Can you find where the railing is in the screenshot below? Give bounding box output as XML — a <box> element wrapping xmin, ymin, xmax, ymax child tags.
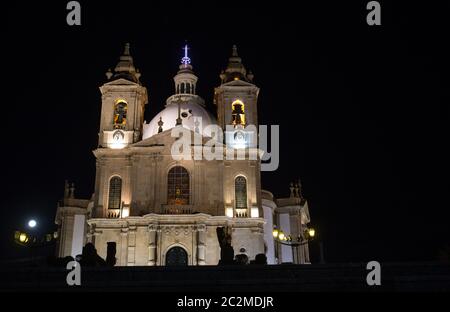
<box><xmin>107</xmin><ymin>209</ymin><xmax>121</xmax><ymax>218</ymax></box>
<box><xmin>161</xmin><ymin>205</ymin><xmax>194</xmax><ymax>215</ymax></box>
<box><xmin>235</xmin><ymin>208</ymin><xmax>248</xmax><ymax>218</ymax></box>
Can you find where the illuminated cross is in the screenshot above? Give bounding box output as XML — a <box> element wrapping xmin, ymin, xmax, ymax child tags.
<box><xmin>181</xmin><ymin>44</ymin><xmax>191</xmax><ymax>65</ymax></box>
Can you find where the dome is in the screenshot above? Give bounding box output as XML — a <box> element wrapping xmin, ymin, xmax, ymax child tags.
<box><xmin>142</xmin><ymin>100</ymin><xmax>217</xmax><ymax>139</ymax></box>
<box><xmin>142</xmin><ymin>45</ymin><xmax>217</xmax><ymax>139</ymax></box>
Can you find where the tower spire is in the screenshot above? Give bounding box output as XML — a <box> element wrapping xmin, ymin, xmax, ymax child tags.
<box><xmin>124</xmin><ymin>42</ymin><xmax>130</xmax><ymax>56</ymax></box>
<box><xmin>107</xmin><ymin>42</ymin><xmax>141</xmax><ymax>83</ymax></box>
<box><xmin>220</xmin><ymin>45</ymin><xmax>252</xmax><ymax>83</ymax></box>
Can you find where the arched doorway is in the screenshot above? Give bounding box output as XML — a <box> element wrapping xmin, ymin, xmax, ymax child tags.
<box><xmin>165</xmin><ymin>246</ymin><xmax>188</xmax><ymax>266</ymax></box>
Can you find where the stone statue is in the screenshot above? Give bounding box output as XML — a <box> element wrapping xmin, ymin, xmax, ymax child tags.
<box><xmin>217</xmin><ymin>227</ymin><xmax>234</xmax><ymax>265</ymax></box>
<box><xmin>114</xmin><ymin>102</ymin><xmax>127</xmax><ymax>126</ymax></box>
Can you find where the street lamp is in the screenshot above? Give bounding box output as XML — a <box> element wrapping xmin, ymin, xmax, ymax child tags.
<box><xmin>28</xmin><ymin>219</ymin><xmax>37</xmax><ymax>229</ymax></box>
<box><xmin>272</xmin><ymin>228</ymin><xmax>279</xmax><ymax>238</ymax></box>
<box><xmin>14</xmin><ymin>231</ymin><xmax>30</xmax><ymax>245</ymax></box>
<box><xmin>272</xmin><ymin>226</ymin><xmax>316</xmax><ymax>246</ymax></box>
<box><xmin>19</xmin><ymin>232</ymin><xmax>29</xmax><ymax>243</ymax></box>
<box><xmin>307</xmin><ymin>228</ymin><xmax>315</xmax><ymax>239</ymax></box>
<box><xmin>272</xmin><ymin>226</ymin><xmax>316</xmax><ymax>264</ymax></box>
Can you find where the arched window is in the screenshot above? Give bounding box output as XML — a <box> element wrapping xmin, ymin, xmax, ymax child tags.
<box><xmin>176</xmin><ymin>84</ymin><xmax>180</xmax><ymax>94</ymax></box>
<box><xmin>167</xmin><ymin>166</ymin><xmax>190</xmax><ymax>205</ymax></box>
<box><xmin>235</xmin><ymin>176</ymin><xmax>247</xmax><ymax>209</ymax></box>
<box><xmin>108</xmin><ymin>176</ymin><xmax>122</xmax><ymax>209</ymax></box>
<box><xmin>186</xmin><ymin>83</ymin><xmax>191</xmax><ymax>94</ymax></box>
<box><xmin>231</xmin><ymin>100</ymin><xmax>246</xmax><ymax>126</ymax></box>
<box><xmin>114</xmin><ymin>100</ymin><xmax>127</xmax><ymax>129</ymax></box>
<box><xmin>180</xmin><ymin>83</ymin><xmax>185</xmax><ymax>94</ymax></box>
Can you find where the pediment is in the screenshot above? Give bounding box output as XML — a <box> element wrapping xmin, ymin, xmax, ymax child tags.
<box><xmin>102</xmin><ymin>78</ymin><xmax>139</xmax><ymax>87</ymax></box>
<box><xmin>221</xmin><ymin>79</ymin><xmax>256</xmax><ymax>87</ymax></box>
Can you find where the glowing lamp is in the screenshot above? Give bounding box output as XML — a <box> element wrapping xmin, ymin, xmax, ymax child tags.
<box><xmin>19</xmin><ymin>233</ymin><xmax>29</xmax><ymax>243</ymax></box>
<box><xmin>121</xmin><ymin>207</ymin><xmax>130</xmax><ymax>218</ymax></box>
<box><xmin>272</xmin><ymin>228</ymin><xmax>279</xmax><ymax>238</ymax></box>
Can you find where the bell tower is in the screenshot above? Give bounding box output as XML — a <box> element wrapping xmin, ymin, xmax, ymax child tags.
<box><xmin>98</xmin><ymin>43</ymin><xmax>148</xmax><ymax>149</ymax></box>
<box><xmin>214</xmin><ymin>45</ymin><xmax>259</xmax><ymax>146</ymax></box>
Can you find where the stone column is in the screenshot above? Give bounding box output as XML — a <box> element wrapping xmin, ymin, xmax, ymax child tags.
<box><xmin>148</xmin><ymin>224</ymin><xmax>157</xmax><ymax>266</ymax></box>
<box><xmin>120</xmin><ymin>228</ymin><xmax>128</xmax><ymax>266</ymax></box>
<box><xmin>86</xmin><ymin>226</ymin><xmax>94</xmax><ymax>244</ymax></box>
<box><xmin>92</xmin><ymin>230</ymin><xmax>102</xmax><ymax>253</ymax></box>
<box><xmin>127</xmin><ymin>226</ymin><xmax>136</xmax><ymax>266</ymax></box>
<box><xmin>302</xmin><ymin>243</ymin><xmax>310</xmax><ymax>264</ymax></box>
<box><xmin>196</xmin><ymin>224</ymin><xmax>206</xmax><ymax>265</ymax></box>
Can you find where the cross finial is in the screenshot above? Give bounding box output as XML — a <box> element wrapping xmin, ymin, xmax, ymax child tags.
<box><xmin>64</xmin><ymin>180</ymin><xmax>70</xmax><ymax>198</ymax></box>
<box><xmin>232</xmin><ymin>45</ymin><xmax>238</xmax><ymax>57</ymax></box>
<box><xmin>181</xmin><ymin>44</ymin><xmax>191</xmax><ymax>65</ymax></box>
<box><xmin>69</xmin><ymin>182</ymin><xmax>75</xmax><ymax>199</ymax></box>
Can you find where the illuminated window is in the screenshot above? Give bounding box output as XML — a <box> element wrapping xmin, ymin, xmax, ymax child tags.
<box><xmin>114</xmin><ymin>100</ymin><xmax>127</xmax><ymax>129</ymax></box>
<box><xmin>231</xmin><ymin>100</ymin><xmax>245</xmax><ymax>126</ymax></box>
<box><xmin>108</xmin><ymin>176</ymin><xmax>122</xmax><ymax>209</ymax></box>
<box><xmin>235</xmin><ymin>176</ymin><xmax>247</xmax><ymax>209</ymax></box>
<box><xmin>168</xmin><ymin>166</ymin><xmax>190</xmax><ymax>205</ymax></box>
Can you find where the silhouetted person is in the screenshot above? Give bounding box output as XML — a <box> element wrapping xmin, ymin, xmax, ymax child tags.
<box><xmin>253</xmin><ymin>253</ymin><xmax>267</xmax><ymax>265</ymax></box>
<box><xmin>80</xmin><ymin>243</ymin><xmax>106</xmax><ymax>267</ymax></box>
<box><xmin>219</xmin><ymin>243</ymin><xmax>235</xmax><ymax>265</ymax></box>
<box><xmin>106</xmin><ymin>242</ymin><xmax>117</xmax><ymax>266</ymax></box>
<box><xmin>235</xmin><ymin>254</ymin><xmax>249</xmax><ymax>265</ymax></box>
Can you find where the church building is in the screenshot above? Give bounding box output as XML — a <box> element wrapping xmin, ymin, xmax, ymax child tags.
<box><xmin>55</xmin><ymin>44</ymin><xmax>312</xmax><ymax>266</ymax></box>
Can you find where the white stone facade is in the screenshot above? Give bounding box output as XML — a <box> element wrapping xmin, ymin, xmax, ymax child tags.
<box><xmin>55</xmin><ymin>44</ymin><xmax>312</xmax><ymax>266</ymax></box>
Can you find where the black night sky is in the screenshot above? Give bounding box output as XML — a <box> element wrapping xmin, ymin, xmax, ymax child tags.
<box><xmin>3</xmin><ymin>1</ymin><xmax>449</xmax><ymax>263</ymax></box>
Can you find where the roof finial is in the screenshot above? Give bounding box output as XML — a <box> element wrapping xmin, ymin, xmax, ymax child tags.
<box><xmin>294</xmin><ymin>183</ymin><xmax>299</xmax><ymax>198</ymax></box>
<box><xmin>297</xmin><ymin>178</ymin><xmax>303</xmax><ymax>198</ymax></box>
<box><xmin>124</xmin><ymin>43</ymin><xmax>130</xmax><ymax>56</ymax></box>
<box><xmin>181</xmin><ymin>44</ymin><xmax>191</xmax><ymax>65</ymax></box>
<box><xmin>175</xmin><ymin>96</ymin><xmax>183</xmax><ymax>126</ymax></box>
<box><xmin>158</xmin><ymin>117</ymin><xmax>164</xmax><ymax>133</ymax></box>
<box><xmin>232</xmin><ymin>45</ymin><xmax>238</xmax><ymax>57</ymax></box>
<box><xmin>69</xmin><ymin>182</ymin><xmax>75</xmax><ymax>199</ymax></box>
<box><xmin>64</xmin><ymin>180</ymin><xmax>70</xmax><ymax>198</ymax></box>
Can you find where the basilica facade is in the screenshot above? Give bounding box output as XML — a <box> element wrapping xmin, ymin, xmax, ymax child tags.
<box><xmin>55</xmin><ymin>44</ymin><xmax>312</xmax><ymax>266</ymax></box>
